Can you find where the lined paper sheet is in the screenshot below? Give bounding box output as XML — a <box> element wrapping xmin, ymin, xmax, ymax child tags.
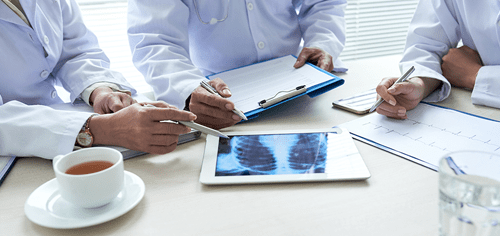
<box><xmin>207</xmin><ymin>55</ymin><xmax>335</xmax><ymax>112</ymax></box>
<box><xmin>340</xmin><ymin>103</ymin><xmax>500</xmax><ymax>169</ymax></box>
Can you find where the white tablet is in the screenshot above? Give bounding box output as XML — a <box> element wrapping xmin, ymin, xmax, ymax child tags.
<box><xmin>199</xmin><ymin>127</ymin><xmax>370</xmax><ymax>185</ymax></box>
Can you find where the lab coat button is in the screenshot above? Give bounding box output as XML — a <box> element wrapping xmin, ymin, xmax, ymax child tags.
<box><xmin>40</xmin><ymin>70</ymin><xmax>49</xmax><ymax>78</ymax></box>
<box><xmin>51</xmin><ymin>90</ymin><xmax>57</xmax><ymax>99</ymax></box>
<box><xmin>247</xmin><ymin>2</ymin><xmax>254</xmax><ymax>10</ymax></box>
<box><xmin>257</xmin><ymin>41</ymin><xmax>265</xmax><ymax>49</ymax></box>
<box><xmin>44</xmin><ymin>35</ymin><xmax>49</xmax><ymax>45</ymax></box>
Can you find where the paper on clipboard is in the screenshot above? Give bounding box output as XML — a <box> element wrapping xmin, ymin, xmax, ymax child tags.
<box><xmin>206</xmin><ymin>55</ymin><xmax>344</xmax><ymax>116</ymax></box>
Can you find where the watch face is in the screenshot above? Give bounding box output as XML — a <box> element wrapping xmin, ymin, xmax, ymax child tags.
<box><xmin>77</xmin><ymin>132</ymin><xmax>93</xmax><ymax>147</ymax></box>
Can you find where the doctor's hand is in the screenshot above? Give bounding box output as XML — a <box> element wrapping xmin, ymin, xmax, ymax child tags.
<box><xmin>89</xmin><ymin>101</ymin><xmax>195</xmax><ymax>154</ymax></box>
<box><xmin>374</xmin><ymin>77</ymin><xmax>441</xmax><ymax>119</ymax></box>
<box><xmin>90</xmin><ymin>86</ymin><xmax>136</xmax><ymax>114</ymax></box>
<box><xmin>188</xmin><ymin>78</ymin><xmax>241</xmax><ymax>130</ymax></box>
<box><xmin>294</xmin><ymin>47</ymin><xmax>334</xmax><ymax>72</ymax></box>
<box><xmin>441</xmin><ymin>45</ymin><xmax>483</xmax><ymax>90</ymax></box>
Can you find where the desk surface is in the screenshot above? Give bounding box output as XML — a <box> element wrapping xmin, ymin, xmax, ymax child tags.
<box><xmin>2</xmin><ymin>55</ymin><xmax>499</xmax><ymax>236</ymax></box>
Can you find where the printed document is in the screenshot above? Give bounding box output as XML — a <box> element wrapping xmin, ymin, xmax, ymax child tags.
<box><xmin>340</xmin><ymin>103</ymin><xmax>500</xmax><ymax>169</ymax></box>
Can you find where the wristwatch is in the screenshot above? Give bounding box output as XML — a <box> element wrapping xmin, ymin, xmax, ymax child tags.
<box><xmin>76</xmin><ymin>114</ymin><xmax>98</xmax><ymax>147</ymax></box>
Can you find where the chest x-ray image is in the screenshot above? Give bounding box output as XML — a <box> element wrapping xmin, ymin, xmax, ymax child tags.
<box><xmin>215</xmin><ymin>132</ymin><xmax>329</xmax><ymax>176</ymax></box>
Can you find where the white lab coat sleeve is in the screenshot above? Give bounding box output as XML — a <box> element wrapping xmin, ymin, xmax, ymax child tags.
<box><xmin>0</xmin><ymin>101</ymin><xmax>91</xmax><ymax>159</ymax></box>
<box><xmin>52</xmin><ymin>0</ymin><xmax>136</xmax><ymax>103</ymax></box>
<box><xmin>399</xmin><ymin>0</ymin><xmax>461</xmax><ymax>103</ymax></box>
<box><xmin>127</xmin><ymin>0</ymin><xmax>203</xmax><ymax>109</ymax></box>
<box><xmin>471</xmin><ymin>66</ymin><xmax>500</xmax><ymax>109</ymax></box>
<box><xmin>298</xmin><ymin>0</ymin><xmax>347</xmax><ymax>69</ymax></box>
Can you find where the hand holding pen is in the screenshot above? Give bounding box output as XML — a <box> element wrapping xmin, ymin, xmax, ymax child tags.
<box><xmin>370</xmin><ymin>66</ymin><xmax>415</xmax><ymax>113</ymax></box>
<box><xmin>200</xmin><ymin>80</ymin><xmax>247</xmax><ymax>121</ymax></box>
<box><xmin>143</xmin><ymin>104</ymin><xmax>228</xmax><ymax>138</ymax></box>
<box><xmin>186</xmin><ymin>78</ymin><xmax>245</xmax><ymax>129</ymax></box>
<box><xmin>371</xmin><ymin>66</ymin><xmax>429</xmax><ymax>119</ymax></box>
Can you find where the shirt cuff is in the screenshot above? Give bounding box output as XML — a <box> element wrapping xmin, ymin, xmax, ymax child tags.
<box><xmin>399</xmin><ymin>63</ymin><xmax>451</xmax><ymax>103</ymax></box>
<box><xmin>80</xmin><ymin>82</ymin><xmax>130</xmax><ymax>106</ymax></box>
<box><xmin>471</xmin><ymin>66</ymin><xmax>500</xmax><ymax>109</ymax></box>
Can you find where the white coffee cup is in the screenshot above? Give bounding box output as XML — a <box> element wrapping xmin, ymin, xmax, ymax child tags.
<box><xmin>52</xmin><ymin>147</ymin><xmax>124</xmax><ymax>208</ymax></box>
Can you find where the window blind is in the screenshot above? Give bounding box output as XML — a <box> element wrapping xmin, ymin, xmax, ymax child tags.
<box><xmin>339</xmin><ymin>0</ymin><xmax>419</xmax><ymax>61</ymax></box>
<box><xmin>77</xmin><ymin>0</ymin><xmax>152</xmax><ymax>93</ymax></box>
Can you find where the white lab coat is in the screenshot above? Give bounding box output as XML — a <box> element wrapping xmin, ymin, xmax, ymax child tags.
<box><xmin>128</xmin><ymin>0</ymin><xmax>347</xmax><ymax>109</ymax></box>
<box><xmin>0</xmin><ymin>0</ymin><xmax>134</xmax><ymax>159</ymax></box>
<box><xmin>400</xmin><ymin>0</ymin><xmax>500</xmax><ymax>109</ymax></box>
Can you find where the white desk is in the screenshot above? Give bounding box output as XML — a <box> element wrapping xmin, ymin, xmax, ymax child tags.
<box><xmin>1</xmin><ymin>55</ymin><xmax>499</xmax><ymax>236</ymax></box>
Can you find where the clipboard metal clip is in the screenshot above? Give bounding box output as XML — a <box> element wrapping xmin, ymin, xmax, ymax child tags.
<box><xmin>258</xmin><ymin>85</ymin><xmax>307</xmax><ymax>108</ymax></box>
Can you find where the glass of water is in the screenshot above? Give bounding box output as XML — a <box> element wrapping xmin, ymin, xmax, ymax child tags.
<box><xmin>439</xmin><ymin>151</ymin><xmax>500</xmax><ymax>236</ymax></box>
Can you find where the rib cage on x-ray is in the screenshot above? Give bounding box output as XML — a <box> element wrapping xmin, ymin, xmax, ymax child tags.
<box><xmin>289</xmin><ymin>133</ymin><xmax>327</xmax><ymax>173</ymax></box>
<box><xmin>215</xmin><ymin>133</ymin><xmax>328</xmax><ymax>176</ymax></box>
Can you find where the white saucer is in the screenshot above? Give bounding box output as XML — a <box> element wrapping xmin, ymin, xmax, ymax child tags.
<box><xmin>24</xmin><ymin>171</ymin><xmax>145</xmax><ymax>229</ymax></box>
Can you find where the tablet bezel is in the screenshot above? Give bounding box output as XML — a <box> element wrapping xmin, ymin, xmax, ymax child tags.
<box><xmin>199</xmin><ymin>127</ymin><xmax>370</xmax><ymax>185</ymax></box>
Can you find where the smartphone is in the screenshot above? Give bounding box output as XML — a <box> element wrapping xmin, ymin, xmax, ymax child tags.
<box><xmin>332</xmin><ymin>88</ymin><xmax>377</xmax><ymax>115</ymax></box>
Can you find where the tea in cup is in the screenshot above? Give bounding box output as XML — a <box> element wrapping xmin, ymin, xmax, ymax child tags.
<box><xmin>52</xmin><ymin>147</ymin><xmax>124</xmax><ymax>208</ymax></box>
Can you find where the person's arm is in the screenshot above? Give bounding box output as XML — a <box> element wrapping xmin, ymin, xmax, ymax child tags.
<box><xmin>0</xmin><ymin>100</ymin><xmax>195</xmax><ymax>159</ymax></box>
<box><xmin>441</xmin><ymin>45</ymin><xmax>500</xmax><ymax>109</ymax></box>
<box><xmin>375</xmin><ymin>0</ymin><xmax>461</xmax><ymax>119</ymax></box>
<box><xmin>398</xmin><ymin>0</ymin><xmax>461</xmax><ymax>102</ymax></box>
<box><xmin>52</xmin><ymin>0</ymin><xmax>136</xmax><ymax>103</ymax></box>
<box><xmin>127</xmin><ymin>0</ymin><xmax>201</xmax><ymax>110</ymax></box>
<box><xmin>294</xmin><ymin>0</ymin><xmax>346</xmax><ymax>71</ymax></box>
<box><xmin>0</xmin><ymin>101</ymin><xmax>90</xmax><ymax>159</ymax></box>
<box><xmin>127</xmin><ymin>0</ymin><xmax>240</xmax><ymax>129</ymax></box>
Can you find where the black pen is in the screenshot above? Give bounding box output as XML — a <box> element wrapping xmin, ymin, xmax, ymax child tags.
<box><xmin>200</xmin><ymin>80</ymin><xmax>248</xmax><ymax>120</ymax></box>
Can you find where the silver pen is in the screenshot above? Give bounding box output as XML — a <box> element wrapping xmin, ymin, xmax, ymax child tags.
<box><xmin>200</xmin><ymin>80</ymin><xmax>248</xmax><ymax>120</ymax></box>
<box><xmin>369</xmin><ymin>66</ymin><xmax>415</xmax><ymax>113</ymax></box>
<box><xmin>144</xmin><ymin>104</ymin><xmax>229</xmax><ymax>139</ymax></box>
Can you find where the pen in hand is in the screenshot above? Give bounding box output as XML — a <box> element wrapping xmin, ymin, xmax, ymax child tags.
<box><xmin>200</xmin><ymin>80</ymin><xmax>248</xmax><ymax>121</ymax></box>
<box><xmin>143</xmin><ymin>104</ymin><xmax>229</xmax><ymax>139</ymax></box>
<box><xmin>369</xmin><ymin>66</ymin><xmax>415</xmax><ymax>113</ymax></box>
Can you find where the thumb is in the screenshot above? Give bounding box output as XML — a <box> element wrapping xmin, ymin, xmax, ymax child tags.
<box><xmin>211</xmin><ymin>78</ymin><xmax>232</xmax><ymax>97</ymax></box>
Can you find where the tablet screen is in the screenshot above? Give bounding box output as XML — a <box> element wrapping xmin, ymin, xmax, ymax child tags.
<box><xmin>216</xmin><ymin>132</ymin><xmax>333</xmax><ymax>176</ymax></box>
<box><xmin>200</xmin><ymin>128</ymin><xmax>370</xmax><ymax>184</ymax></box>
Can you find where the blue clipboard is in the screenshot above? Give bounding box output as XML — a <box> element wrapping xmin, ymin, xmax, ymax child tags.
<box><xmin>206</xmin><ymin>55</ymin><xmax>345</xmax><ymax>120</ymax></box>
<box><xmin>0</xmin><ymin>155</ymin><xmax>17</xmax><ymax>187</ymax></box>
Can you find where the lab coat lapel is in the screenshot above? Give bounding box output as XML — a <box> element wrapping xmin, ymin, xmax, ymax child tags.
<box><xmin>19</xmin><ymin>0</ymin><xmax>36</xmax><ymax>27</ymax></box>
<box><xmin>0</xmin><ymin>1</ymin><xmax>29</xmax><ymax>27</ymax></box>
